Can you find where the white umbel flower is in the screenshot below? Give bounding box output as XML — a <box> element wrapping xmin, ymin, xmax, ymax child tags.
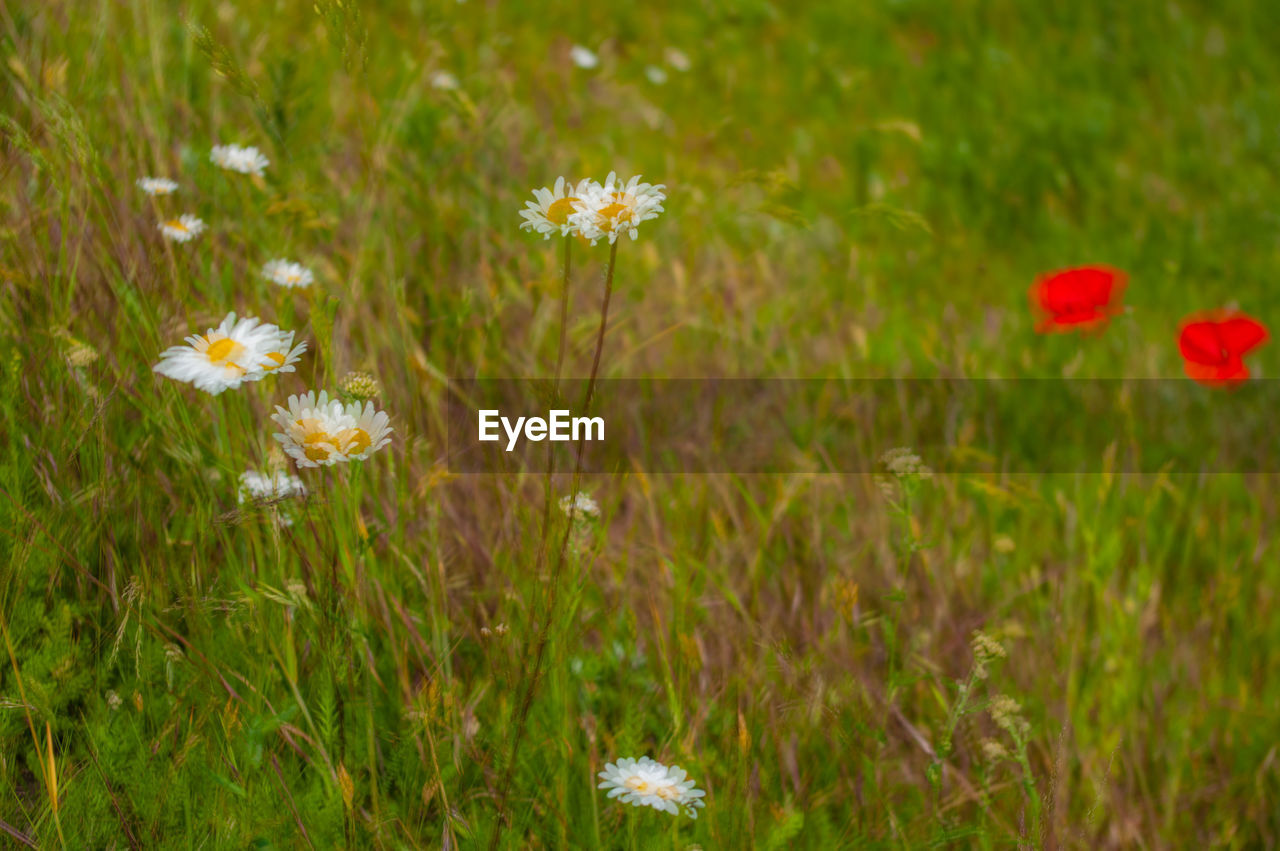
<box><xmin>153</xmin><ymin>312</ymin><xmax>306</xmax><ymax>395</ymax></box>
<box><xmin>519</xmin><ymin>176</ymin><xmax>594</xmax><ymax>239</ymax></box>
<box><xmin>262</xmin><ymin>259</ymin><xmax>314</xmax><ymax>289</ymax></box>
<box><xmin>569</xmin><ymin>172</ymin><xmax>666</xmax><ymax>245</ymax></box>
<box><xmin>570</xmin><ymin>45</ymin><xmax>598</xmax><ymax>69</ymax></box>
<box><xmin>559</xmin><ymin>492</ymin><xmax>600</xmax><ymax>518</ymax></box>
<box><xmin>239</xmin><ymin>470</ymin><xmax>307</xmax><ymax>503</ymax></box>
<box><xmin>211</xmin><ymin>144</ymin><xmax>269</xmax><ymax>177</ymax></box>
<box><xmin>159</xmin><ymin>214</ymin><xmax>206</xmax><ymax>243</ymax></box>
<box><xmin>598</xmin><ymin>756</ymin><xmax>706</xmax><ymax>818</ymax></box>
<box><xmin>137</xmin><ymin>177</ymin><xmax>178</xmax><ymax>196</ymax></box>
<box><xmin>271</xmin><ymin>392</ymin><xmax>393</xmax><ymax>468</ymax></box>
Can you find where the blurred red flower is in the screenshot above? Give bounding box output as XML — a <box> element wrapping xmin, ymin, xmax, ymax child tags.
<box><xmin>1178</xmin><ymin>312</ymin><xmax>1269</xmax><ymax>386</ymax></box>
<box><xmin>1029</xmin><ymin>266</ymin><xmax>1127</xmax><ymax>334</ymax></box>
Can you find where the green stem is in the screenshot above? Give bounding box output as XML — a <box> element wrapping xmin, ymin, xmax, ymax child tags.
<box><xmin>490</xmin><ymin>239</ymin><xmax>617</xmax><ymax>850</ymax></box>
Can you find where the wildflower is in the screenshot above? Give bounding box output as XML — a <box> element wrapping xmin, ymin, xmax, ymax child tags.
<box><xmin>262</xmin><ymin>258</ymin><xmax>314</xmax><ymax>289</ymax></box>
<box><xmin>519</xmin><ymin>176</ymin><xmax>594</xmax><ymax>239</ymax></box>
<box><xmin>569</xmin><ymin>172</ymin><xmax>666</xmax><ymax>245</ymax></box>
<box><xmin>970</xmin><ymin>631</ymin><xmax>1006</xmax><ymax>680</ymax></box>
<box><xmin>989</xmin><ymin>695</ymin><xmax>1030</xmax><ymax>738</ymax></box>
<box><xmin>664</xmin><ymin>47</ymin><xmax>691</xmax><ymax>72</ymax></box>
<box><xmin>65</xmin><ymin>341</ymin><xmax>99</xmax><ymax>368</ymax></box>
<box><xmin>559</xmin><ymin>491</ymin><xmax>600</xmax><ymax>518</ymax></box>
<box><xmin>158</xmin><ymin>214</ymin><xmax>206</xmax><ymax>243</ymax></box>
<box><xmin>570</xmin><ymin>45</ymin><xmax>599</xmax><ymax>69</ymax></box>
<box><xmin>598</xmin><ymin>756</ymin><xmax>706</xmax><ymax>818</ymax></box>
<box><xmin>137</xmin><ymin>176</ymin><xmax>178</xmax><ymax>196</ymax></box>
<box><xmin>211</xmin><ymin>143</ymin><xmax>269</xmax><ymax>177</ymax></box>
<box><xmin>880</xmin><ymin>447</ymin><xmax>933</xmax><ymax>480</ymax></box>
<box><xmin>339</xmin><ymin>370</ymin><xmax>381</xmax><ymax>402</ymax></box>
<box><xmin>153</xmin><ymin>312</ymin><xmax>307</xmax><ymax>395</ymax></box>
<box><xmin>271</xmin><ymin>391</ymin><xmax>392</xmax><ymax>468</ymax></box>
<box><xmin>1029</xmin><ymin>266</ymin><xmax>1127</xmax><ymax>334</ymax></box>
<box><xmin>980</xmin><ymin>739</ymin><xmax>1008</xmax><ymax>762</ymax></box>
<box><xmin>238</xmin><ymin>470</ymin><xmax>307</xmax><ymax>504</ymax></box>
<box><xmin>644</xmin><ymin>65</ymin><xmax>668</xmax><ymax>85</ymax></box>
<box><xmin>430</xmin><ymin>70</ymin><xmax>459</xmax><ymax>90</ymax></box>
<box><xmin>1178</xmin><ymin>311</ymin><xmax>1268</xmax><ymax>386</ymax></box>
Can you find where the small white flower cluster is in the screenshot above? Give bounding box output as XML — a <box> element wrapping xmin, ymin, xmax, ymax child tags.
<box><xmin>152</xmin><ymin>312</ymin><xmax>306</xmax><ymax>395</ymax></box>
<box><xmin>519</xmin><ymin>172</ymin><xmax>665</xmax><ymax>245</ymax></box>
<box><xmin>238</xmin><ymin>470</ymin><xmax>308</xmax><ymax>504</ymax></box>
<box><xmin>598</xmin><ymin>756</ymin><xmax>706</xmax><ymax>819</ymax></box>
<box><xmin>270</xmin><ymin>390</ymin><xmax>393</xmax><ymax>469</ymax></box>
<box><xmin>211</xmin><ymin>143</ymin><xmax>270</xmax><ymax>177</ymax></box>
<box><xmin>558</xmin><ymin>491</ymin><xmax>600</xmax><ymax>518</ymax></box>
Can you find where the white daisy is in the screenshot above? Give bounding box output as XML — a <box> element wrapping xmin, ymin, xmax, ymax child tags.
<box><xmin>153</xmin><ymin>312</ymin><xmax>305</xmax><ymax>395</ymax></box>
<box><xmin>337</xmin><ymin>399</ymin><xmax>393</xmax><ymax>460</ymax></box>
<box><xmin>598</xmin><ymin>756</ymin><xmax>706</xmax><ymax>819</ymax></box>
<box><xmin>559</xmin><ymin>492</ymin><xmax>600</xmax><ymax>518</ymax></box>
<box><xmin>271</xmin><ymin>390</ymin><xmax>355</xmax><ymax>468</ymax></box>
<box><xmin>238</xmin><ymin>470</ymin><xmax>307</xmax><ymax>503</ymax></box>
<box><xmin>518</xmin><ymin>176</ymin><xmax>595</xmax><ymax>239</ymax></box>
<box><xmin>137</xmin><ymin>176</ymin><xmax>178</xmax><ymax>196</ymax></box>
<box><xmin>158</xmin><ymin>214</ymin><xmax>206</xmax><ymax>243</ymax></box>
<box><xmin>570</xmin><ymin>45</ymin><xmax>599</xmax><ymax>69</ymax></box>
<box><xmin>430</xmin><ymin>70</ymin><xmax>459</xmax><ymax>90</ymax></box>
<box><xmin>262</xmin><ymin>259</ymin><xmax>314</xmax><ymax>289</ymax></box>
<box><xmin>569</xmin><ymin>172</ymin><xmax>666</xmax><ymax>245</ymax></box>
<box><xmin>644</xmin><ymin>65</ymin><xmax>668</xmax><ymax>85</ymax></box>
<box><xmin>211</xmin><ymin>144</ymin><xmax>269</xmax><ymax>177</ymax></box>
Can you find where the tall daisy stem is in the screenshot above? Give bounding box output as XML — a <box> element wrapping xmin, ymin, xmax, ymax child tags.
<box><xmin>490</xmin><ymin>240</ymin><xmax>617</xmax><ymax>849</ymax></box>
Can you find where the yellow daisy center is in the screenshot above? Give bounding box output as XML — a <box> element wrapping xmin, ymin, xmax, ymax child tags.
<box><xmin>296</xmin><ymin>421</ymin><xmax>339</xmax><ymax>462</ymax></box>
<box><xmin>263</xmin><ymin>352</ymin><xmax>287</xmax><ymax>371</ymax></box>
<box><xmin>597</xmin><ymin>194</ymin><xmax>635</xmax><ymax>228</ymax></box>
<box><xmin>340</xmin><ymin>427</ymin><xmax>372</xmax><ymax>456</ymax></box>
<box><xmin>166</xmin><ymin>219</ymin><xmax>188</xmax><ymax>232</ymax></box>
<box><xmin>205</xmin><ymin>337</ymin><xmax>246</xmax><ymax>366</ymax></box>
<box><xmin>624</xmin><ymin>777</ymin><xmax>649</xmax><ymax>793</ymax></box>
<box><xmin>546</xmin><ymin>196</ymin><xmax>578</xmax><ymax>226</ymax></box>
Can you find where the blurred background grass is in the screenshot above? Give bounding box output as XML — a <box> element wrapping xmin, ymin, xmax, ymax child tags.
<box><xmin>2</xmin><ymin>0</ymin><xmax>1279</xmax><ymax>847</ymax></box>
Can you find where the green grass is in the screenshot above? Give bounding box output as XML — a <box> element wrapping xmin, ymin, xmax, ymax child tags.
<box><xmin>3</xmin><ymin>0</ymin><xmax>1280</xmax><ymax>847</ymax></box>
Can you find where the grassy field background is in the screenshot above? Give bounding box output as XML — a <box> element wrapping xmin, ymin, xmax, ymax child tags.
<box><xmin>3</xmin><ymin>0</ymin><xmax>1280</xmax><ymax>847</ymax></box>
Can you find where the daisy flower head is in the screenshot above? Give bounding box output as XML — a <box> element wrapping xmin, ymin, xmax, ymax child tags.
<box><xmin>570</xmin><ymin>44</ymin><xmax>599</xmax><ymax>69</ymax></box>
<box><xmin>569</xmin><ymin>172</ymin><xmax>666</xmax><ymax>245</ymax></box>
<box><xmin>153</xmin><ymin>312</ymin><xmax>304</xmax><ymax>395</ymax></box>
<box><xmin>598</xmin><ymin>756</ymin><xmax>706</xmax><ymax>819</ymax></box>
<box><xmin>159</xmin><ymin>214</ymin><xmax>206</xmax><ymax>243</ymax></box>
<box><xmin>644</xmin><ymin>65</ymin><xmax>668</xmax><ymax>85</ymax></box>
<box><xmin>211</xmin><ymin>144</ymin><xmax>269</xmax><ymax>177</ymax></box>
<box><xmin>137</xmin><ymin>176</ymin><xmax>178</xmax><ymax>196</ymax></box>
<box><xmin>271</xmin><ymin>390</ymin><xmax>354</xmax><ymax>468</ymax></box>
<box><xmin>262</xmin><ymin>259</ymin><xmax>314</xmax><ymax>289</ymax></box>
<box><xmin>519</xmin><ymin>176</ymin><xmax>595</xmax><ymax>239</ymax></box>
<box><xmin>271</xmin><ymin>393</ymin><xmax>392</xmax><ymax>468</ymax></box>
<box><xmin>338</xmin><ymin>399</ymin><xmax>394</xmax><ymax>460</ymax></box>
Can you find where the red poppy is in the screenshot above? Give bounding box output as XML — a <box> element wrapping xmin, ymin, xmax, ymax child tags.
<box><xmin>1178</xmin><ymin>311</ymin><xmax>1269</xmax><ymax>386</ymax></box>
<box><xmin>1029</xmin><ymin>266</ymin><xmax>1127</xmax><ymax>333</ymax></box>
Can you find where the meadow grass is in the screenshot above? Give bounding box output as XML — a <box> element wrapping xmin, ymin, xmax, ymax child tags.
<box><xmin>3</xmin><ymin>0</ymin><xmax>1280</xmax><ymax>847</ymax></box>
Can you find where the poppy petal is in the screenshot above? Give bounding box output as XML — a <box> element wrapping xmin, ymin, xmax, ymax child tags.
<box><xmin>1178</xmin><ymin>321</ymin><xmax>1226</xmax><ymax>366</ymax></box>
<box><xmin>1218</xmin><ymin>316</ymin><xmax>1268</xmax><ymax>356</ymax></box>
